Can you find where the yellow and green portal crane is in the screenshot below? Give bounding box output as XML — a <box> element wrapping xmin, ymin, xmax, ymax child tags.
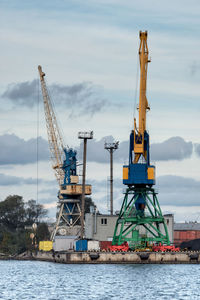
<box><xmin>112</xmin><ymin>31</ymin><xmax>170</xmax><ymax>249</ymax></box>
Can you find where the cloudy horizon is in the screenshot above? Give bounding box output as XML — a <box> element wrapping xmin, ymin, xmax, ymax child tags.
<box><xmin>0</xmin><ymin>0</ymin><xmax>200</xmax><ymax>222</ymax></box>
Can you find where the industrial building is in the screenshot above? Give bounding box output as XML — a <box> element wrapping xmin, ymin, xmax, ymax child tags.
<box><xmin>85</xmin><ymin>213</ymin><xmax>174</xmax><ymax>244</ymax></box>
<box><xmin>174</xmin><ymin>223</ymin><xmax>200</xmax><ymax>246</ymax></box>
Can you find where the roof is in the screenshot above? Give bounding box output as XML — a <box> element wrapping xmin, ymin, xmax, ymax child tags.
<box><xmin>174</xmin><ymin>223</ymin><xmax>200</xmax><ymax>231</ymax></box>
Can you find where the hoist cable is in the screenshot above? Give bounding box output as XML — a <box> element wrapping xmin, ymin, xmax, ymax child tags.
<box><xmin>36</xmin><ymin>78</ymin><xmax>40</xmax><ymax>208</ymax></box>
<box><xmin>133</xmin><ymin>54</ymin><xmax>139</xmax><ymax>124</ymax></box>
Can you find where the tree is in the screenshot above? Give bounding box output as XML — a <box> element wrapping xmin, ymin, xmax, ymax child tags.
<box><xmin>25</xmin><ymin>200</ymin><xmax>47</xmax><ymax>225</ymax></box>
<box><xmin>84</xmin><ymin>197</ymin><xmax>96</xmax><ymax>214</ymax></box>
<box><xmin>0</xmin><ymin>195</ymin><xmax>49</xmax><ymax>255</ymax></box>
<box><xmin>36</xmin><ymin>223</ymin><xmax>50</xmax><ymax>241</ymax></box>
<box><xmin>0</xmin><ymin>195</ymin><xmax>25</xmax><ymax>230</ymax></box>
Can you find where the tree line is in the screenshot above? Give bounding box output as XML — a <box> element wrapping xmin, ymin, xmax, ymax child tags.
<box><xmin>0</xmin><ymin>195</ymin><xmax>96</xmax><ymax>255</ymax></box>
<box><xmin>0</xmin><ymin>195</ymin><xmax>49</xmax><ymax>255</ymax></box>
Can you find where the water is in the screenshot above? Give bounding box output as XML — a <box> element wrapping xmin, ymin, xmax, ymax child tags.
<box><xmin>0</xmin><ymin>260</ymin><xmax>199</xmax><ymax>299</ymax></box>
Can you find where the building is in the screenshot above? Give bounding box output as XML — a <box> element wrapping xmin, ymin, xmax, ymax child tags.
<box><xmin>174</xmin><ymin>222</ymin><xmax>200</xmax><ymax>246</ymax></box>
<box><xmin>85</xmin><ymin>212</ymin><xmax>174</xmax><ymax>244</ymax></box>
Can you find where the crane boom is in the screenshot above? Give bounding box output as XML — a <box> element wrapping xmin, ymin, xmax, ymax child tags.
<box><xmin>138</xmin><ymin>31</ymin><xmax>150</xmax><ymax>134</ymax></box>
<box><xmin>38</xmin><ymin>65</ymin><xmax>92</xmax><ymax>240</ymax></box>
<box><xmin>112</xmin><ymin>31</ymin><xmax>170</xmax><ymax>248</ymax></box>
<box><xmin>133</xmin><ymin>31</ymin><xmax>150</xmax><ymax>164</ymax></box>
<box><xmin>38</xmin><ymin>65</ymin><xmax>65</xmax><ymax>186</ymax></box>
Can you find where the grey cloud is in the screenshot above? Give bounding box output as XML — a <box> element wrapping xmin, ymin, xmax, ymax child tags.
<box><xmin>151</xmin><ymin>137</ymin><xmax>193</xmax><ymax>161</ymax></box>
<box><xmin>194</xmin><ymin>143</ymin><xmax>200</xmax><ymax>157</ymax></box>
<box><xmin>157</xmin><ymin>175</ymin><xmax>200</xmax><ymax>192</ymax></box>
<box><xmin>77</xmin><ymin>135</ymin><xmax>115</xmax><ymax>164</ymax></box>
<box><xmin>90</xmin><ymin>175</ymin><xmax>200</xmax><ymax>209</ymax></box>
<box><xmin>51</xmin><ymin>81</ymin><xmax>107</xmax><ymax>117</ymax></box>
<box><xmin>0</xmin><ymin>134</ymin><xmax>49</xmax><ymax>165</ymax></box>
<box><xmin>77</xmin><ymin>135</ymin><xmax>128</xmax><ymax>164</ymax></box>
<box><xmin>157</xmin><ymin>175</ymin><xmax>200</xmax><ymax>206</ymax></box>
<box><xmin>39</xmin><ymin>187</ymin><xmax>58</xmax><ymax>195</ymax></box>
<box><xmin>33</xmin><ymin>175</ymin><xmax>200</xmax><ymax>215</ymax></box>
<box><xmin>77</xmin><ymin>135</ymin><xmax>193</xmax><ymax>164</ymax></box>
<box><xmin>2</xmin><ymin>80</ymin><xmax>107</xmax><ymax>116</ymax></box>
<box><xmin>190</xmin><ymin>61</ymin><xmax>200</xmax><ymax>76</ymax></box>
<box><xmin>0</xmin><ymin>173</ymin><xmax>43</xmax><ymax>186</ymax></box>
<box><xmin>2</xmin><ymin>80</ymin><xmax>38</xmax><ymax>107</ymax></box>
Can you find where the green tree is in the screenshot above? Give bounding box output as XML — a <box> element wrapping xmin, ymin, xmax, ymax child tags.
<box><xmin>84</xmin><ymin>197</ymin><xmax>96</xmax><ymax>214</ymax></box>
<box><xmin>36</xmin><ymin>223</ymin><xmax>50</xmax><ymax>241</ymax></box>
<box><xmin>25</xmin><ymin>200</ymin><xmax>47</xmax><ymax>225</ymax></box>
<box><xmin>0</xmin><ymin>195</ymin><xmax>49</xmax><ymax>255</ymax></box>
<box><xmin>0</xmin><ymin>195</ymin><xmax>25</xmax><ymax>230</ymax></box>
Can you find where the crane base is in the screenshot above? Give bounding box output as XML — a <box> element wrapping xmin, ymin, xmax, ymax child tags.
<box><xmin>112</xmin><ymin>186</ymin><xmax>170</xmax><ymax>249</ymax></box>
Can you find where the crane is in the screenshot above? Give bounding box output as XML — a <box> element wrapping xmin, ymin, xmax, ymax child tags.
<box><xmin>38</xmin><ymin>66</ymin><xmax>92</xmax><ymax>240</ymax></box>
<box><xmin>112</xmin><ymin>31</ymin><xmax>170</xmax><ymax>249</ymax></box>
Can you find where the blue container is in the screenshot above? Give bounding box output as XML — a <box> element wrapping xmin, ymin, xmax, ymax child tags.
<box><xmin>75</xmin><ymin>239</ymin><xmax>88</xmax><ymax>251</ymax></box>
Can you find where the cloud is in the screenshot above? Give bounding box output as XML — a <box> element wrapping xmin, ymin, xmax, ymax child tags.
<box><xmin>77</xmin><ymin>135</ymin><xmax>193</xmax><ymax>164</ymax></box>
<box><xmin>2</xmin><ymin>80</ymin><xmax>38</xmax><ymax>107</ymax></box>
<box><xmin>78</xmin><ymin>135</ymin><xmax>115</xmax><ymax>164</ymax></box>
<box><xmin>151</xmin><ymin>137</ymin><xmax>193</xmax><ymax>161</ymax></box>
<box><xmin>2</xmin><ymin>79</ymin><xmax>107</xmax><ymax>116</ymax></box>
<box><xmin>190</xmin><ymin>61</ymin><xmax>200</xmax><ymax>76</ymax></box>
<box><xmin>157</xmin><ymin>175</ymin><xmax>200</xmax><ymax>207</ymax></box>
<box><xmin>0</xmin><ymin>134</ymin><xmax>49</xmax><ymax>165</ymax></box>
<box><xmin>194</xmin><ymin>143</ymin><xmax>200</xmax><ymax>157</ymax></box>
<box><xmin>0</xmin><ymin>173</ymin><xmax>43</xmax><ymax>186</ymax></box>
<box><xmin>77</xmin><ymin>135</ymin><xmax>128</xmax><ymax>164</ymax></box>
<box><xmin>0</xmin><ymin>134</ymin><xmax>192</xmax><ymax>167</ymax></box>
<box><xmin>91</xmin><ymin>175</ymin><xmax>200</xmax><ymax>210</ymax></box>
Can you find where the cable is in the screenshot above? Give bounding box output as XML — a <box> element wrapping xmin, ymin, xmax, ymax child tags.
<box><xmin>133</xmin><ymin>54</ymin><xmax>139</xmax><ymax>124</ymax></box>
<box><xmin>36</xmin><ymin>78</ymin><xmax>40</xmax><ymax>208</ymax></box>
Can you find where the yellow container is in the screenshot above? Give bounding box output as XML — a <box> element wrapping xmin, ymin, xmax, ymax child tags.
<box><xmin>39</xmin><ymin>241</ymin><xmax>53</xmax><ymax>251</ymax></box>
<box><xmin>147</xmin><ymin>167</ymin><xmax>155</xmax><ymax>180</ymax></box>
<box><xmin>123</xmin><ymin>167</ymin><xmax>129</xmax><ymax>180</ymax></box>
<box><xmin>39</xmin><ymin>241</ymin><xmax>44</xmax><ymax>250</ymax></box>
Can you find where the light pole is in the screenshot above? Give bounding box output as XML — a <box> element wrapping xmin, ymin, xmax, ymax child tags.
<box><xmin>78</xmin><ymin>131</ymin><xmax>93</xmax><ymax>239</ymax></box>
<box><xmin>104</xmin><ymin>141</ymin><xmax>119</xmax><ymax>215</ymax></box>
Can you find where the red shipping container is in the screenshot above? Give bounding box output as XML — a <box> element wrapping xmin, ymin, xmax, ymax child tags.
<box><xmin>174</xmin><ymin>231</ymin><xmax>180</xmax><ymax>239</ymax></box>
<box><xmin>174</xmin><ymin>230</ymin><xmax>200</xmax><ymax>245</ymax></box>
<box><xmin>187</xmin><ymin>231</ymin><xmax>196</xmax><ymax>240</ymax></box>
<box><xmin>100</xmin><ymin>241</ymin><xmax>112</xmax><ymax>251</ymax></box>
<box><xmin>179</xmin><ymin>231</ymin><xmax>187</xmax><ymax>240</ymax></box>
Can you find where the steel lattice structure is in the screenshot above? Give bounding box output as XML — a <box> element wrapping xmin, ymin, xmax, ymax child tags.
<box><xmin>38</xmin><ymin>66</ymin><xmax>91</xmax><ymax>240</ymax></box>
<box><xmin>112</xmin><ymin>32</ymin><xmax>170</xmax><ymax>249</ymax></box>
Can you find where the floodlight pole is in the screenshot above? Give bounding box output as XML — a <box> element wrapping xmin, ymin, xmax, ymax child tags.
<box><xmin>104</xmin><ymin>141</ymin><xmax>119</xmax><ymax>215</ymax></box>
<box><xmin>78</xmin><ymin>131</ymin><xmax>93</xmax><ymax>239</ymax></box>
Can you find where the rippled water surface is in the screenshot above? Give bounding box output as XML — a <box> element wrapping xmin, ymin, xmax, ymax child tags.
<box><xmin>0</xmin><ymin>260</ymin><xmax>199</xmax><ymax>299</ymax></box>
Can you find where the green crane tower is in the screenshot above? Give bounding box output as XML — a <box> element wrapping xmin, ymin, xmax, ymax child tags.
<box><xmin>112</xmin><ymin>31</ymin><xmax>170</xmax><ymax>249</ymax></box>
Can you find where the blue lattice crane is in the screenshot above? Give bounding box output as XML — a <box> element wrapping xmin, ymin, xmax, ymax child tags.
<box><xmin>38</xmin><ymin>66</ymin><xmax>92</xmax><ymax>240</ymax></box>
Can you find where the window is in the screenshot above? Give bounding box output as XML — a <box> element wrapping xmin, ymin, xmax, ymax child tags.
<box><xmin>101</xmin><ymin>218</ymin><xmax>107</xmax><ymax>225</ymax></box>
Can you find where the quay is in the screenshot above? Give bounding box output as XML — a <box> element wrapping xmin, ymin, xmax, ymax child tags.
<box><xmin>17</xmin><ymin>251</ymin><xmax>200</xmax><ymax>264</ymax></box>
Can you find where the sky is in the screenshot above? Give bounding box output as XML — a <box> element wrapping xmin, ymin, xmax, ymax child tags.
<box><xmin>0</xmin><ymin>0</ymin><xmax>200</xmax><ymax>222</ymax></box>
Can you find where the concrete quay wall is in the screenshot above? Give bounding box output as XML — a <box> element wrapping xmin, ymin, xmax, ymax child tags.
<box><xmin>30</xmin><ymin>251</ymin><xmax>200</xmax><ymax>264</ymax></box>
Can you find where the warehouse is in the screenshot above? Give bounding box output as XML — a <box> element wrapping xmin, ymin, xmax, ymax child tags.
<box><xmin>174</xmin><ymin>223</ymin><xmax>200</xmax><ymax>246</ymax></box>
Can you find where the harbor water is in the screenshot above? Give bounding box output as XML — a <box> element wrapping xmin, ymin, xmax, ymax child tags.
<box><xmin>0</xmin><ymin>260</ymin><xmax>199</xmax><ymax>299</ymax></box>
